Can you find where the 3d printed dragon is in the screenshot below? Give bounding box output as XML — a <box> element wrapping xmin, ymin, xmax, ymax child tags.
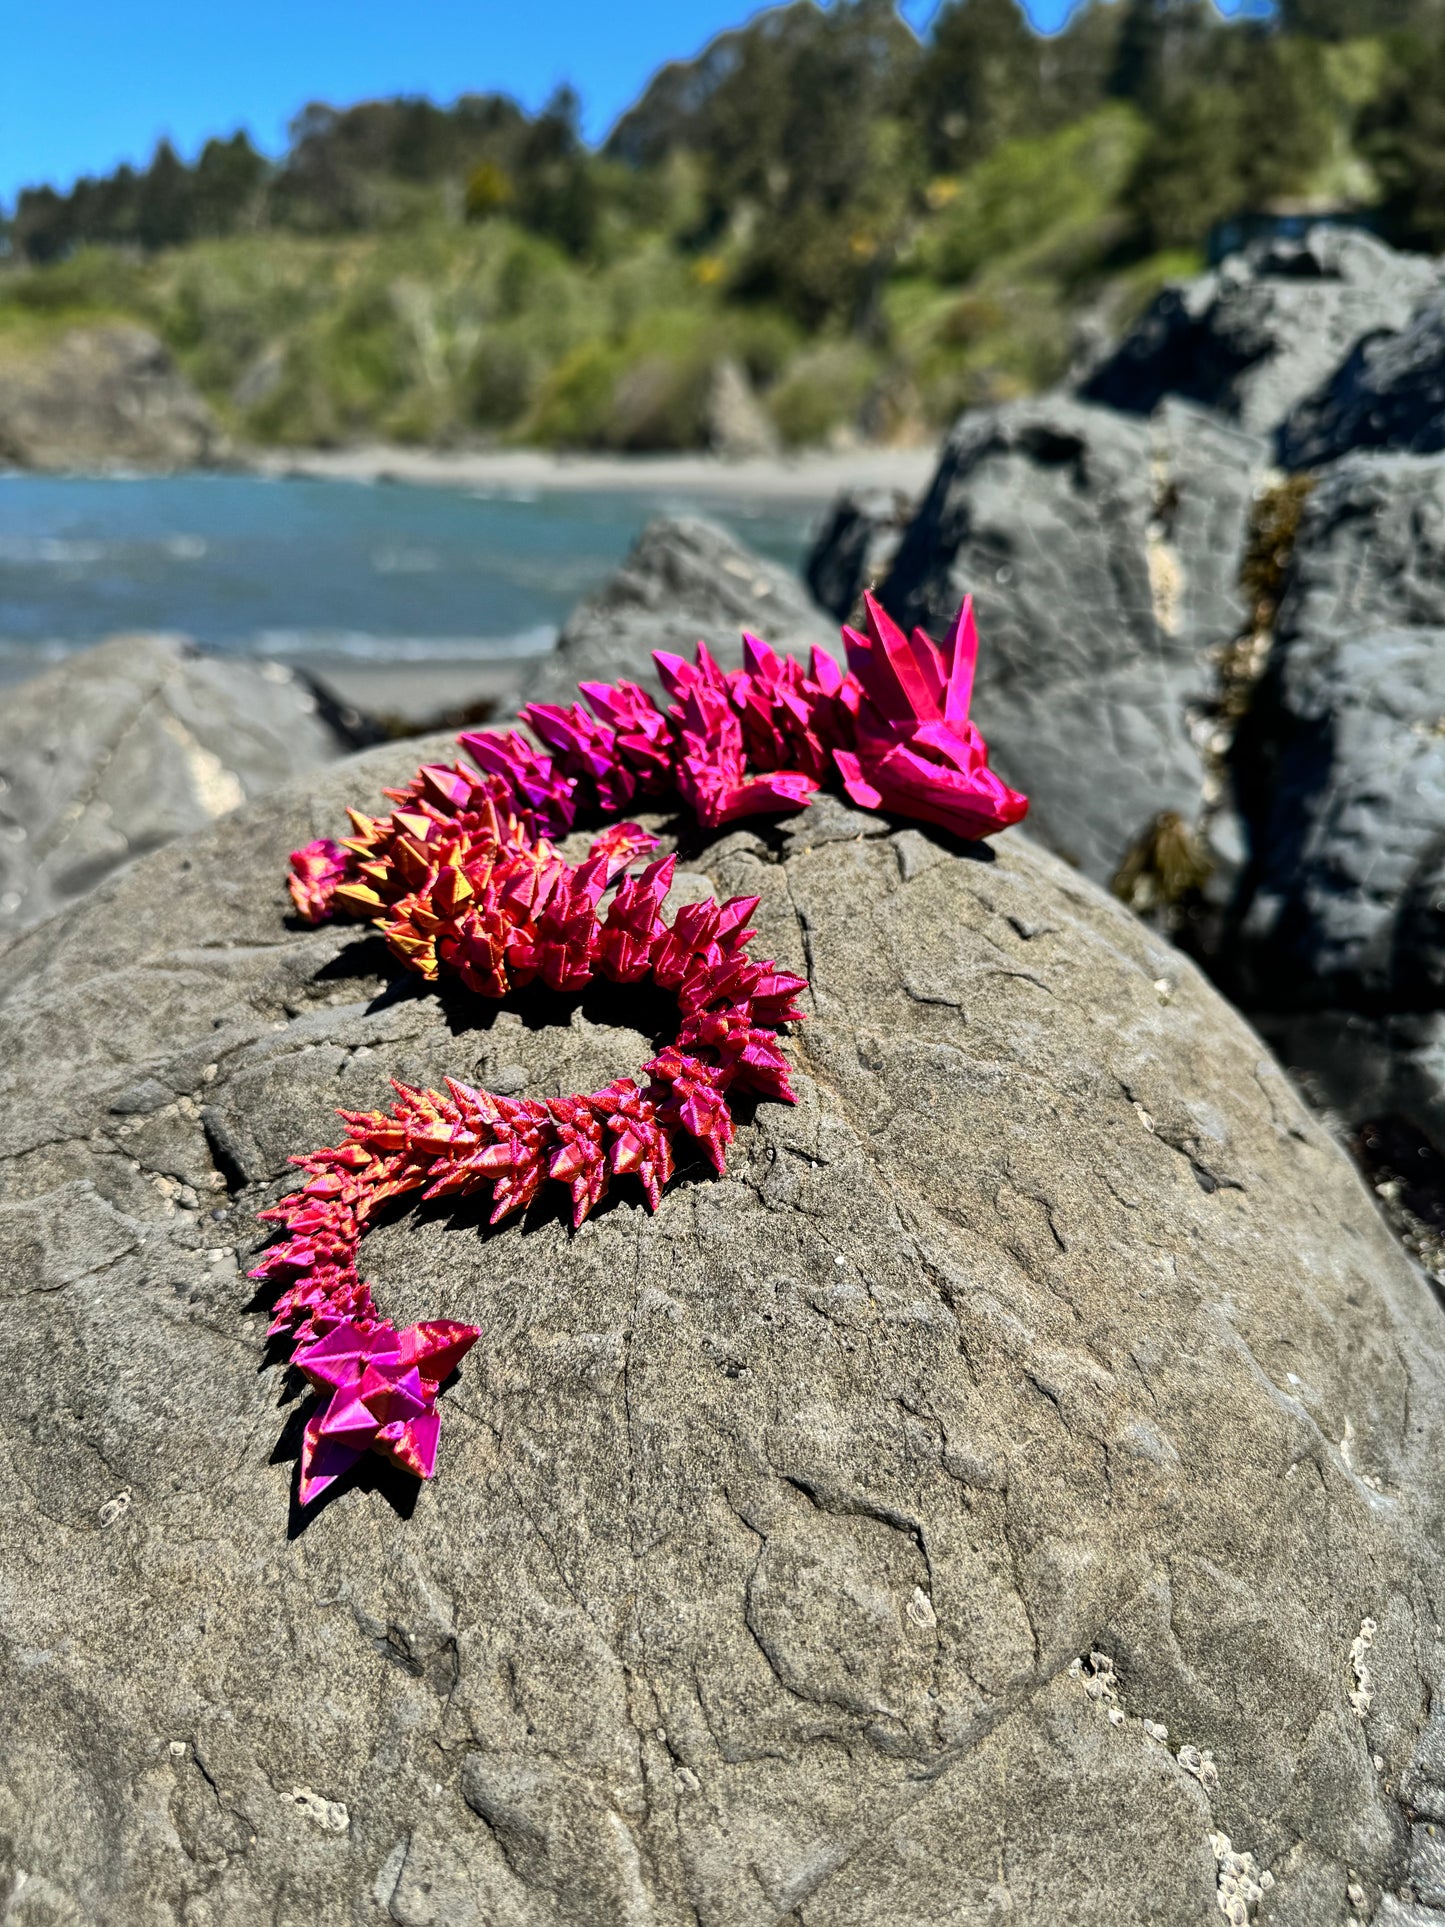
<box><xmin>256</xmin><ymin>592</ymin><xmax>1027</xmax><ymax>1504</ymax></box>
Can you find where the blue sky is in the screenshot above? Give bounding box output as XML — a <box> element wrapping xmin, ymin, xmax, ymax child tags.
<box><xmin>1</xmin><ymin>0</ymin><xmax>1262</xmax><ymax>209</ymax></box>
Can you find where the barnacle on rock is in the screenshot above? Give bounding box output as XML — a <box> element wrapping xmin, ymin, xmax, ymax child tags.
<box><xmin>261</xmin><ymin>597</ymin><xmax>1025</xmax><ymax>1504</ymax></box>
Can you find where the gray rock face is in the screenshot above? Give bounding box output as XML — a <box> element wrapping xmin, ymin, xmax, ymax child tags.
<box><xmin>0</xmin><ymin>634</ymin><xmax>346</xmax><ymax>936</ymax></box>
<box><xmin>1234</xmin><ymin>625</ymin><xmax>1445</xmax><ymax>1009</ymax></box>
<box><xmin>1</xmin><ymin>739</ymin><xmax>1441</xmax><ymax>1924</ymax></box>
<box><xmin>519</xmin><ymin>515</ymin><xmax>827</xmax><ymax>711</ymax></box>
<box><xmin>1283</xmin><ymin>287</ymin><xmax>1445</xmax><ymax>471</ymax></box>
<box><xmin>804</xmin><ymin>486</ymin><xmax>914</xmax><ymax>623</ymax></box>
<box><xmin>0</xmin><ymin>324</ymin><xmax>224</xmax><ymax>471</ymax></box>
<box><xmin>1080</xmin><ymin>227</ymin><xmax>1436</xmax><ymax>440</ymax></box>
<box><xmin>704</xmin><ymin>358</ymin><xmax>781</xmax><ymax>460</ymax></box>
<box><xmin>881</xmin><ymin>396</ymin><xmax>1264</xmax><ymax>884</ymax></box>
<box><xmin>1263</xmin><ymin>453</ymin><xmax>1445</xmax><ymax>647</ymax></box>
<box><xmin>1224</xmin><ymin>454</ymin><xmax>1445</xmax><ymax>1139</ymax></box>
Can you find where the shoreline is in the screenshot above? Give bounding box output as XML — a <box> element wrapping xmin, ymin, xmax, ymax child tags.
<box><xmin>2</xmin><ymin>442</ymin><xmax>941</xmax><ymax>723</ymax></box>
<box><xmin>239</xmin><ymin>441</ymin><xmax>939</xmax><ymax>500</ymax></box>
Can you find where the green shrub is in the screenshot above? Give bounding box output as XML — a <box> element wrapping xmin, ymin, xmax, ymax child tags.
<box><xmin>467</xmin><ymin>332</ymin><xmax>543</xmax><ymax>428</ymax></box>
<box><xmin>767</xmin><ymin>342</ymin><xmax>877</xmax><ymax>446</ymax></box>
<box><xmin>924</xmin><ymin>107</ymin><xmax>1148</xmax><ymax>286</ymax></box>
<box><xmin>604</xmin><ymin>352</ymin><xmax>711</xmax><ymax>449</ymax></box>
<box><xmin>526</xmin><ymin>341</ymin><xmax>621</xmax><ymax>446</ymax></box>
<box><xmin>465</xmin><ymin>161</ymin><xmax>514</xmax><ymax>221</ymax></box>
<box><xmin>0</xmin><ymin>246</ymin><xmax>149</xmax><ymax>319</ymax></box>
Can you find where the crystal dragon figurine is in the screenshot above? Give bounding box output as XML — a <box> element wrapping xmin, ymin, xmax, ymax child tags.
<box><xmin>256</xmin><ymin>594</ymin><xmax>1027</xmax><ymax>1503</ymax></box>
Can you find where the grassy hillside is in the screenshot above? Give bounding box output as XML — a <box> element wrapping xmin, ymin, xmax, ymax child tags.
<box><xmin>0</xmin><ymin>109</ymin><xmax>1188</xmax><ymax>451</ymax></box>
<box><xmin>1</xmin><ymin>0</ymin><xmax>1432</xmax><ymax>453</ymax></box>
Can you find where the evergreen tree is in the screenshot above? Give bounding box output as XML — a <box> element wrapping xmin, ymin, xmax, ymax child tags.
<box><xmin>513</xmin><ymin>87</ymin><xmax>600</xmax><ymax>258</ymax></box>
<box><xmin>192</xmin><ymin>132</ymin><xmax>268</xmax><ymax>236</ymax></box>
<box><xmin>912</xmin><ymin>0</ymin><xmax>1043</xmax><ymax>171</ymax></box>
<box><xmin>12</xmin><ymin>185</ymin><xmax>73</xmax><ymax>263</ymax></box>
<box><xmin>1108</xmin><ymin>0</ymin><xmax>1227</xmax><ymax>110</ymax></box>
<box><xmin>1361</xmin><ymin>24</ymin><xmax>1445</xmax><ymax>248</ymax></box>
<box><xmin>1125</xmin><ymin>23</ymin><xmax>1335</xmax><ymax>251</ymax></box>
<box><xmin>135</xmin><ymin>140</ymin><xmax>195</xmax><ymax>250</ymax></box>
<box><xmin>1036</xmin><ymin>1</ymin><xmax>1124</xmax><ymax>126</ymax></box>
<box><xmin>1279</xmin><ymin>0</ymin><xmax>1440</xmax><ymax>36</ymax></box>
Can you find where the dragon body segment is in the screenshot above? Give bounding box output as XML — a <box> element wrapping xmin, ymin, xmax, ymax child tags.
<box><xmin>257</xmin><ymin>593</ymin><xmax>1026</xmax><ymax>1505</ymax></box>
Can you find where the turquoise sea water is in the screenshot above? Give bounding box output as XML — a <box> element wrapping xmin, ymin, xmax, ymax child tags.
<box><xmin>0</xmin><ymin>472</ymin><xmax>825</xmax><ymax>680</ymax></box>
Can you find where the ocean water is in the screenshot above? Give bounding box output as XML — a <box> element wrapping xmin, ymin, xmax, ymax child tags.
<box><xmin>0</xmin><ymin>472</ymin><xmax>827</xmax><ymax>681</ymax></box>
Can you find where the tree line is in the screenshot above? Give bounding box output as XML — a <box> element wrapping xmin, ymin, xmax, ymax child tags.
<box><xmin>9</xmin><ymin>0</ymin><xmax>1445</xmax><ymax>324</ymax></box>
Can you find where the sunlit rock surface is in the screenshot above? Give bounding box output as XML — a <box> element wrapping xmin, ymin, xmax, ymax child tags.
<box><xmin>0</xmin><ymin>732</ymin><xmax>1440</xmax><ymax>1921</ymax></box>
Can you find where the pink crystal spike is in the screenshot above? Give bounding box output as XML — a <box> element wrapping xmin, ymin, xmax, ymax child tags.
<box><xmin>941</xmin><ymin>597</ymin><xmax>979</xmax><ymax>727</ymax></box>
<box><xmin>298</xmin><ymin>1409</ymin><xmax>364</xmax><ymax>1506</ymax></box>
<box><xmin>856</xmin><ymin>592</ymin><xmax>937</xmax><ymax>722</ymax></box>
<box><xmin>317</xmin><ymin>1388</ymin><xmax>389</xmax><ymax>1446</ymax></box>
<box><xmin>693</xmin><ymin>640</ymin><xmax>728</xmax><ymax>688</ymax></box>
<box><xmin>652</xmin><ymin>651</ymin><xmax>691</xmax><ymax>698</ymax></box>
<box><xmin>293</xmin><ymin>1320</ymin><xmax>393</xmax><ymax>1390</ymax></box>
<box><xmin>387</xmin><ymin>1409</ymin><xmax>441</xmax><ymax>1481</ymax></box>
<box><xmin>809</xmin><ymin>644</ymin><xmax>847</xmax><ymax>698</ymax></box>
<box><xmin>394</xmin><ymin>1320</ymin><xmax>481</xmax><ymax>1388</ymax></box>
<box><xmin>741</xmin><ymin>632</ymin><xmax>780</xmax><ymax>681</ymax></box>
<box><xmin>903</xmin><ymin>623</ymin><xmax>947</xmax><ymax>714</ymax></box>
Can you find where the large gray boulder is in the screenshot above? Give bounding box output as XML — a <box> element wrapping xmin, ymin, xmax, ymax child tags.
<box><xmin>0</xmin><ymin>633</ymin><xmax>347</xmax><ymax>936</ymax></box>
<box><xmin>0</xmin><ymin>323</ymin><xmax>224</xmax><ymax>471</ymax></box>
<box><xmin>1080</xmin><ymin>227</ymin><xmax>1436</xmax><ymax>440</ymax></box>
<box><xmin>1225</xmin><ymin>454</ymin><xmax>1445</xmax><ymax>1141</ymax></box>
<box><xmin>881</xmin><ymin>395</ymin><xmax>1263</xmax><ymax>884</ymax></box>
<box><xmin>1283</xmin><ymin>287</ymin><xmax>1445</xmax><ymax>471</ymax></box>
<box><xmin>804</xmin><ymin>486</ymin><xmax>914</xmax><ymax>623</ymax></box>
<box><xmin>519</xmin><ymin>516</ymin><xmax>827</xmax><ymax>712</ymax></box>
<box><xmin>1233</xmin><ymin>625</ymin><xmax>1445</xmax><ymax>1010</ymax></box>
<box><xmin>1243</xmin><ymin>452</ymin><xmax>1445</xmax><ymax>653</ymax></box>
<box><xmin>1</xmin><ymin>733</ymin><xmax>1444</xmax><ymax>1921</ymax></box>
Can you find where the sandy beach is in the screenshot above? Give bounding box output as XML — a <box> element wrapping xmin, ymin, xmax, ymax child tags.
<box><xmin>241</xmin><ymin>441</ymin><xmax>940</xmax><ymax>499</ymax></box>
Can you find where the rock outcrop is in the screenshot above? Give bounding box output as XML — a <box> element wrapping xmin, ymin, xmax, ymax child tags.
<box><xmin>0</xmin><ymin>634</ymin><xmax>348</xmax><ymax>936</ymax></box>
<box><xmin>1283</xmin><ymin>288</ymin><xmax>1445</xmax><ymax>470</ymax></box>
<box><xmin>1080</xmin><ymin>226</ymin><xmax>1436</xmax><ymax>441</ymax></box>
<box><xmin>804</xmin><ymin>486</ymin><xmax>914</xmax><ymax>623</ymax></box>
<box><xmin>518</xmin><ymin>514</ymin><xmax>827</xmax><ymax>710</ymax></box>
<box><xmin>0</xmin><ymin>324</ymin><xmax>224</xmax><ymax>471</ymax></box>
<box><xmin>793</xmin><ymin>233</ymin><xmax>1445</xmax><ymax>1227</ymax></box>
<box><xmin>704</xmin><ymin>358</ymin><xmax>781</xmax><ymax>460</ymax></box>
<box><xmin>879</xmin><ymin>395</ymin><xmax>1264</xmax><ymax>884</ymax></box>
<box><xmin>1234</xmin><ymin>622</ymin><xmax>1445</xmax><ymax>1011</ymax></box>
<box><xmin>1223</xmin><ymin>454</ymin><xmax>1445</xmax><ymax>1144</ymax></box>
<box><xmin>1</xmin><ymin>737</ymin><xmax>1442</xmax><ymax>1922</ymax></box>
